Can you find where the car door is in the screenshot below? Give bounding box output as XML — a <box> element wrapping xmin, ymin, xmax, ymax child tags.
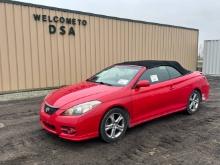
<box><xmin>131</xmin><ymin>66</ymin><xmax>173</xmax><ymax>124</ymax></box>
<box><xmin>165</xmin><ymin>66</ymin><xmax>190</xmax><ymax>110</ymax></box>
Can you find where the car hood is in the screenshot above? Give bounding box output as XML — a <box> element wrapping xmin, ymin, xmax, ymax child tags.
<box><xmin>45</xmin><ymin>81</ymin><xmax>121</xmax><ymax>108</ymax></box>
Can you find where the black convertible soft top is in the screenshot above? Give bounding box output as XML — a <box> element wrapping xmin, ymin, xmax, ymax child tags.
<box><xmin>117</xmin><ymin>60</ymin><xmax>191</xmax><ymax>75</ymax></box>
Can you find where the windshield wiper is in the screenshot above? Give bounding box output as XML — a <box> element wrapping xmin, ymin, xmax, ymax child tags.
<box><xmin>96</xmin><ymin>81</ymin><xmax>112</xmax><ymax>86</ymax></box>
<box><xmin>86</xmin><ymin>79</ymin><xmax>113</xmax><ymax>86</ymax></box>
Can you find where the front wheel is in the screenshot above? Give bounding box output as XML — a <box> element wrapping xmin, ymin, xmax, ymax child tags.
<box><xmin>186</xmin><ymin>90</ymin><xmax>201</xmax><ymax>115</ymax></box>
<box><xmin>100</xmin><ymin>108</ymin><xmax>128</xmax><ymax>143</ymax></box>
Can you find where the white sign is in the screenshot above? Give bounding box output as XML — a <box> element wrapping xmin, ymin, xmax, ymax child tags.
<box><xmin>150</xmin><ymin>75</ymin><xmax>159</xmax><ymax>82</ymax></box>
<box><xmin>118</xmin><ymin>79</ymin><xmax>129</xmax><ymax>85</ymax></box>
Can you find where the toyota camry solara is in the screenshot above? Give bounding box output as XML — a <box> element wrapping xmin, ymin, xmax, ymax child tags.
<box><xmin>39</xmin><ymin>60</ymin><xmax>210</xmax><ymax>142</ymax></box>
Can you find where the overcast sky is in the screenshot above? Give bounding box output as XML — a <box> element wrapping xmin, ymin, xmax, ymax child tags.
<box><xmin>16</xmin><ymin>0</ymin><xmax>220</xmax><ymax>51</ymax></box>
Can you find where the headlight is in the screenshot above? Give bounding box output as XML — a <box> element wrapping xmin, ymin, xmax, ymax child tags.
<box><xmin>62</xmin><ymin>100</ymin><xmax>101</xmax><ymax>116</ymax></box>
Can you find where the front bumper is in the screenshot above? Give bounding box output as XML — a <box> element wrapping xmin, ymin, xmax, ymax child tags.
<box><xmin>39</xmin><ymin>106</ymin><xmax>99</xmax><ymax>141</ymax></box>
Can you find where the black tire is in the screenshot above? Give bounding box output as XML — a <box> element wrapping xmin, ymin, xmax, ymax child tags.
<box><xmin>100</xmin><ymin>108</ymin><xmax>129</xmax><ymax>143</ymax></box>
<box><xmin>186</xmin><ymin>90</ymin><xmax>201</xmax><ymax>115</ymax></box>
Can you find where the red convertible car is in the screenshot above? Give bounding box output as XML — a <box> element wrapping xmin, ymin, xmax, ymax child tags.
<box><xmin>40</xmin><ymin>60</ymin><xmax>209</xmax><ymax>142</ymax></box>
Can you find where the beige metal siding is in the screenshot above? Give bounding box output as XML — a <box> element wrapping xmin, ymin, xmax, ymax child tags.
<box><xmin>0</xmin><ymin>2</ymin><xmax>198</xmax><ymax>93</ymax></box>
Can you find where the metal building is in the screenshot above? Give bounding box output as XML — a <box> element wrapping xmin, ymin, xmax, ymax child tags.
<box><xmin>203</xmin><ymin>40</ymin><xmax>220</xmax><ymax>75</ymax></box>
<box><xmin>0</xmin><ymin>0</ymin><xmax>199</xmax><ymax>93</ymax></box>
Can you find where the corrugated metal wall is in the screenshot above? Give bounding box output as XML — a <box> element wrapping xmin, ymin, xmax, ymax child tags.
<box><xmin>203</xmin><ymin>40</ymin><xmax>220</xmax><ymax>75</ymax></box>
<box><xmin>0</xmin><ymin>1</ymin><xmax>198</xmax><ymax>93</ymax></box>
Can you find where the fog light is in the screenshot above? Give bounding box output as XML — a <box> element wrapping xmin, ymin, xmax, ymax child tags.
<box><xmin>61</xmin><ymin>126</ymin><xmax>76</xmax><ymax>134</ymax></box>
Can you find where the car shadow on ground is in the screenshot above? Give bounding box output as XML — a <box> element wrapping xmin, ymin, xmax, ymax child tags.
<box><xmin>42</xmin><ymin>109</ymin><xmax>189</xmax><ymax>146</ymax></box>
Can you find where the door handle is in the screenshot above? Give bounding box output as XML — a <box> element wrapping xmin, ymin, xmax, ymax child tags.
<box><xmin>170</xmin><ymin>85</ymin><xmax>175</xmax><ymax>90</ymax></box>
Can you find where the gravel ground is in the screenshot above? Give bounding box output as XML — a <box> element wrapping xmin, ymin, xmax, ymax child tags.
<box><xmin>0</xmin><ymin>76</ymin><xmax>220</xmax><ymax>165</ymax></box>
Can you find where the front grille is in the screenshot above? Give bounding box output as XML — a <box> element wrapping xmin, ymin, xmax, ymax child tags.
<box><xmin>44</xmin><ymin>103</ymin><xmax>58</xmax><ymax>115</ymax></box>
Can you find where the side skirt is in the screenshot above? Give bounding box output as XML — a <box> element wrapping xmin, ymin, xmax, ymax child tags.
<box><xmin>129</xmin><ymin>107</ymin><xmax>186</xmax><ymax>128</ymax></box>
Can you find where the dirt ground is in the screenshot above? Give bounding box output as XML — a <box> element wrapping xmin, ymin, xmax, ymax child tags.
<box><xmin>0</xmin><ymin>76</ymin><xmax>220</xmax><ymax>165</ymax></box>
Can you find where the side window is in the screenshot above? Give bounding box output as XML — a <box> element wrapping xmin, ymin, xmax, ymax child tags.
<box><xmin>139</xmin><ymin>66</ymin><xmax>170</xmax><ymax>84</ymax></box>
<box><xmin>166</xmin><ymin>66</ymin><xmax>182</xmax><ymax>79</ymax></box>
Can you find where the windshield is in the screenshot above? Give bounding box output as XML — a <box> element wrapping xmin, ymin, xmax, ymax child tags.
<box><xmin>87</xmin><ymin>65</ymin><xmax>141</xmax><ymax>86</ymax></box>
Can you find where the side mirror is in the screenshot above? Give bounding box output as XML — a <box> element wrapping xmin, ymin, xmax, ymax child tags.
<box><xmin>136</xmin><ymin>80</ymin><xmax>150</xmax><ymax>88</ymax></box>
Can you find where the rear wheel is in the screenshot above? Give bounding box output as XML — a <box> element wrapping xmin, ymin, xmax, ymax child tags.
<box><xmin>100</xmin><ymin>108</ymin><xmax>128</xmax><ymax>143</ymax></box>
<box><xmin>186</xmin><ymin>90</ymin><xmax>201</xmax><ymax>115</ymax></box>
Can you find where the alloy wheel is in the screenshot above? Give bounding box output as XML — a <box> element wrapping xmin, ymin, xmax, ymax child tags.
<box><xmin>189</xmin><ymin>92</ymin><xmax>200</xmax><ymax>112</ymax></box>
<box><xmin>104</xmin><ymin>113</ymin><xmax>125</xmax><ymax>139</ymax></box>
